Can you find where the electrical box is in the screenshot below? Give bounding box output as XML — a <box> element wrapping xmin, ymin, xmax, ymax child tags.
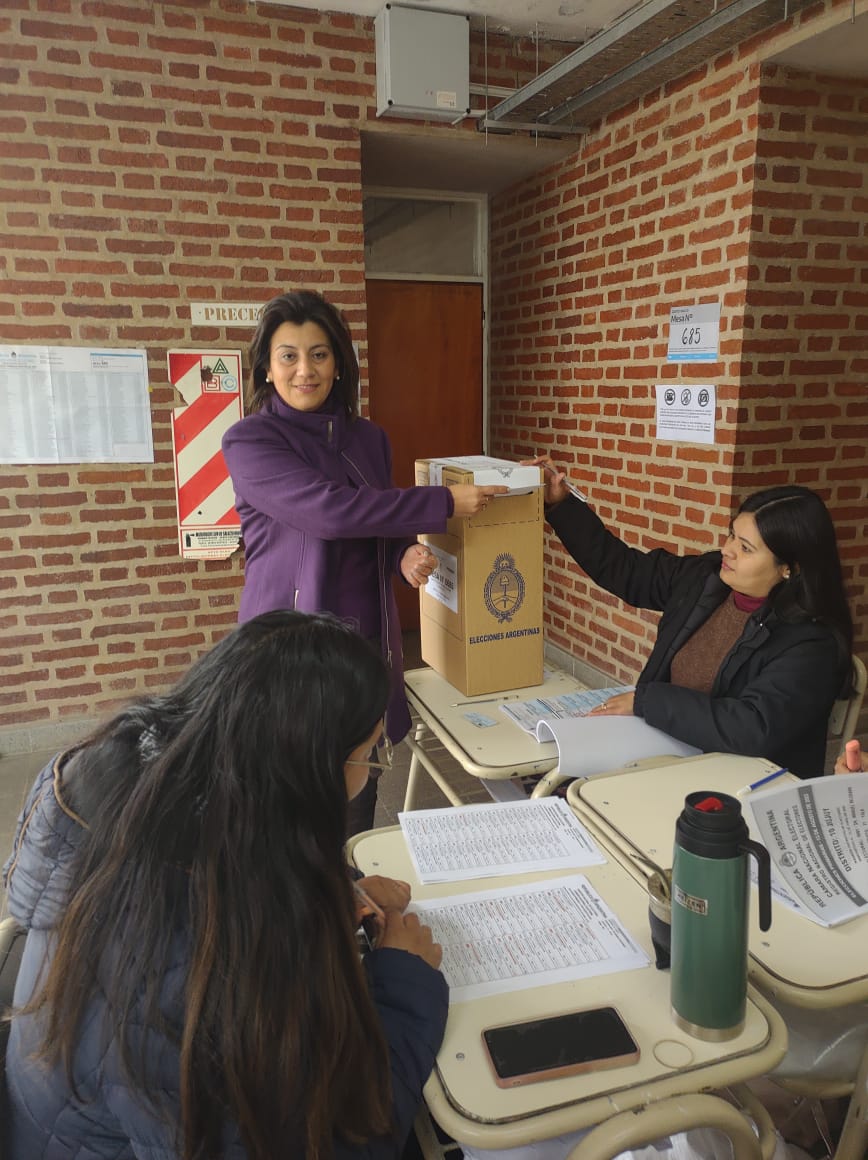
<box><xmin>375</xmin><ymin>4</ymin><xmax>470</xmax><ymax>122</ymax></box>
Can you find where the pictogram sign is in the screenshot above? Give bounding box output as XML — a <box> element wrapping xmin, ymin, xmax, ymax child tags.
<box><xmin>168</xmin><ymin>349</ymin><xmax>243</xmax><ymax>560</ymax></box>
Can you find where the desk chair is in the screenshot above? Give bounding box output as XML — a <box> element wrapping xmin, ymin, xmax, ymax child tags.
<box><xmin>827</xmin><ymin>655</ymin><xmax>867</xmax><ymax>760</ymax></box>
<box><xmin>0</xmin><ymin>917</ymin><xmax>26</xmax><ymax>1160</ymax></box>
<box><xmin>413</xmin><ymin>1092</ymin><xmax>770</xmax><ymax>1160</ymax></box>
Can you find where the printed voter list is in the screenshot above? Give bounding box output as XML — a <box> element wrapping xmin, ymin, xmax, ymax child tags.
<box><xmin>399</xmin><ymin>798</ymin><xmax>604</xmax><ymax>884</ymax></box>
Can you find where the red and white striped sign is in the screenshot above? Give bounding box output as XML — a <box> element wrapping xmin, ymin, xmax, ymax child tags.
<box><xmin>168</xmin><ymin>349</ymin><xmax>243</xmax><ymax>560</ymax></box>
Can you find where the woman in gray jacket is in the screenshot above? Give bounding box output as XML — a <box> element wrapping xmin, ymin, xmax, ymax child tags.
<box><xmin>4</xmin><ymin>612</ymin><xmax>448</xmax><ymax>1160</ymax></box>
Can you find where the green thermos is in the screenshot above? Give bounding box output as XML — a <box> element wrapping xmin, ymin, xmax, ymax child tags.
<box><xmin>670</xmin><ymin>790</ymin><xmax>772</xmax><ymax>1041</ymax></box>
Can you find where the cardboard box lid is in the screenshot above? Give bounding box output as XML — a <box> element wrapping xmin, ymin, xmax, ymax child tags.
<box><xmin>421</xmin><ymin>455</ymin><xmax>541</xmax><ymax>495</ymax></box>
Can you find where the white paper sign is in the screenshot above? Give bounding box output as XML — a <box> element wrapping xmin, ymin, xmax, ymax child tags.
<box><xmin>0</xmin><ymin>345</ymin><xmax>153</xmax><ymax>464</ymax></box>
<box><xmin>655</xmin><ymin>383</ymin><xmax>716</xmax><ymax>445</ymax></box>
<box><xmin>667</xmin><ymin>302</ymin><xmax>721</xmax><ymax>362</ymax></box>
<box><xmin>424</xmin><ymin>543</ymin><xmax>459</xmax><ymax>612</ymax></box>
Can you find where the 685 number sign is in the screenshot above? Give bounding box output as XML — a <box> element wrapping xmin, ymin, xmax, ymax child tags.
<box><xmin>668</xmin><ymin>302</ymin><xmax>719</xmax><ymax>362</ymax></box>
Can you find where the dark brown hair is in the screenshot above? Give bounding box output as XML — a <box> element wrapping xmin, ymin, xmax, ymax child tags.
<box><xmin>23</xmin><ymin>612</ymin><xmax>393</xmax><ymax>1160</ymax></box>
<box><xmin>246</xmin><ymin>290</ymin><xmax>360</xmax><ymax>419</ymax></box>
<box><xmin>737</xmin><ymin>484</ymin><xmax>853</xmax><ymax>662</ymax></box>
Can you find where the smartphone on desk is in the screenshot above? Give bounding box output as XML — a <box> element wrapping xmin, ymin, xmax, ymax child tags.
<box><xmin>481</xmin><ymin>1006</ymin><xmax>640</xmax><ymax>1089</ymax></box>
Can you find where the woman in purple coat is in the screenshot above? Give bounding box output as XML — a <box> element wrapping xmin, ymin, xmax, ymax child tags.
<box><xmin>222</xmin><ymin>290</ymin><xmax>504</xmax><ymax>832</ymax></box>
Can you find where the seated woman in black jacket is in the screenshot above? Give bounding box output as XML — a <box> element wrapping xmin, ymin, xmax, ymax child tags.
<box><xmin>534</xmin><ymin>466</ymin><xmax>853</xmax><ymax>778</ymax></box>
<box><xmin>5</xmin><ymin>611</ymin><xmax>447</xmax><ymax>1160</ymax></box>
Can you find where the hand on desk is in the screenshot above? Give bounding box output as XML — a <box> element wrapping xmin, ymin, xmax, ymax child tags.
<box><xmin>379</xmin><ymin>909</ymin><xmax>443</xmax><ymax>969</ymax></box>
<box><xmin>588</xmin><ymin>691</ymin><xmax>636</xmax><ymax>716</ymax></box>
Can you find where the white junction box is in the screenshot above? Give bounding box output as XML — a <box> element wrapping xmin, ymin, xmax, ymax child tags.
<box><xmin>375</xmin><ymin>4</ymin><xmax>470</xmax><ymax>121</ymax></box>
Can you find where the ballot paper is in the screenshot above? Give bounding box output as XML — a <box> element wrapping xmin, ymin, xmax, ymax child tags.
<box><xmin>744</xmin><ymin>774</ymin><xmax>868</xmax><ymax>927</ymax></box>
<box><xmin>534</xmin><ymin>715</ymin><xmax>701</xmax><ymax>779</ymax></box>
<box><xmin>410</xmin><ymin>875</ymin><xmax>649</xmax><ymax>1001</ymax></box>
<box><xmin>500</xmin><ymin>686</ymin><xmax>635</xmax><ymax>735</ymax></box>
<box><xmin>398</xmin><ymin>798</ymin><xmax>605</xmax><ymax>884</ymax></box>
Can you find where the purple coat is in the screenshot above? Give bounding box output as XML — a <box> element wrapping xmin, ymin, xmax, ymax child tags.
<box><xmin>222</xmin><ymin>394</ymin><xmax>453</xmax><ymax>741</ymax></box>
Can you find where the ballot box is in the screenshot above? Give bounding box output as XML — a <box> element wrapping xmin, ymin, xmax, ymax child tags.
<box><xmin>415</xmin><ymin>456</ymin><xmax>544</xmax><ymax>696</ymax></box>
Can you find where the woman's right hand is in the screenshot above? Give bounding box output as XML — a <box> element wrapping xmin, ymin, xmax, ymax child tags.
<box><xmin>521</xmin><ymin>455</ymin><xmax>569</xmax><ymax>506</ymax></box>
<box><xmin>448</xmin><ymin>484</ymin><xmax>509</xmax><ymax>517</ymax></box>
<box><xmin>378</xmin><ymin>908</ymin><xmax>443</xmax><ymax>969</ymax></box>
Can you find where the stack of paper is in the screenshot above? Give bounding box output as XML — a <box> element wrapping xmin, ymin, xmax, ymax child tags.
<box><xmin>534</xmin><ymin>715</ymin><xmax>700</xmax><ymax>779</ymax></box>
<box><xmin>397</xmin><ymin>799</ymin><xmax>650</xmax><ymax>1001</ymax></box>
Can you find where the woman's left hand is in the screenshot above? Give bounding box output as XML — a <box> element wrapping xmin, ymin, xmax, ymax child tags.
<box><xmin>588</xmin><ymin>692</ymin><xmax>635</xmax><ymax>716</ymax></box>
<box><xmin>357</xmin><ymin>875</ymin><xmax>411</xmax><ymax>915</ymax></box>
<box><xmin>400</xmin><ymin>543</ymin><xmax>437</xmax><ymax>588</ymax></box>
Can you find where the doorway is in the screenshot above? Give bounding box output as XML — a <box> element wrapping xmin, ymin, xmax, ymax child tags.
<box><xmin>366</xmin><ymin>278</ymin><xmax>484</xmax><ymax>628</ymax></box>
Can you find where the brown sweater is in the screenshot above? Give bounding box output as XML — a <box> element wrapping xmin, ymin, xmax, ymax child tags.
<box><xmin>669</xmin><ymin>595</ymin><xmax>751</xmax><ymax>694</ymax></box>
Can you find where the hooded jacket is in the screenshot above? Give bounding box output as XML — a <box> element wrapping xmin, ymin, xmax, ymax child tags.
<box><xmin>222</xmin><ymin>395</ymin><xmax>453</xmax><ymax>742</ymax></box>
<box><xmin>547</xmin><ymin>496</ymin><xmax>847</xmax><ymax>778</ymax></box>
<box><xmin>3</xmin><ymin>752</ymin><xmax>449</xmax><ymax>1160</ymax></box>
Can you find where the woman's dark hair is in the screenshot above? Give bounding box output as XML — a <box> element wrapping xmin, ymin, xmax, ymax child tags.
<box><xmin>246</xmin><ymin>290</ymin><xmax>360</xmax><ymax>418</ymax></box>
<box><xmin>738</xmin><ymin>485</ymin><xmax>853</xmax><ymax>660</ymax></box>
<box><xmin>26</xmin><ymin>611</ymin><xmax>392</xmax><ymax>1160</ymax></box>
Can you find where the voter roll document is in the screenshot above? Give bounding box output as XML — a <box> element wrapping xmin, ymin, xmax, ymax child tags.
<box><xmin>744</xmin><ymin>774</ymin><xmax>868</xmax><ymax>927</ymax></box>
<box><xmin>409</xmin><ymin>876</ymin><xmax>649</xmax><ymax>1002</ymax></box>
<box><xmin>398</xmin><ymin>799</ymin><xmax>604</xmax><ymax>884</ymax></box>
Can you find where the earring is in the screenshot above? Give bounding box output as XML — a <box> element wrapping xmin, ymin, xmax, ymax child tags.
<box><xmin>335</xmin><ymin>374</ymin><xmax>341</xmax><ymax>381</ymax></box>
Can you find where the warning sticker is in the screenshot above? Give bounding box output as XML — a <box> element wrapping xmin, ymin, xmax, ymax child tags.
<box><xmin>168</xmin><ymin>349</ymin><xmax>244</xmax><ymax>560</ymax></box>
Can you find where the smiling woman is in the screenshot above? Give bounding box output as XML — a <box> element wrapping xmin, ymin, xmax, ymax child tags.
<box><xmin>221</xmin><ymin>291</ymin><xmax>506</xmax><ymax>834</ymax></box>
<box><xmin>535</xmin><ymin>468</ymin><xmax>854</xmax><ymax>778</ymax></box>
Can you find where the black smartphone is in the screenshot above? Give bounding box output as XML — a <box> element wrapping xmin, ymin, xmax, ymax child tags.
<box><xmin>481</xmin><ymin>1006</ymin><xmax>640</xmax><ymax>1089</ymax></box>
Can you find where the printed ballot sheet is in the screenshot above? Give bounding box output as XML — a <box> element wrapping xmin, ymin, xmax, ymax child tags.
<box><xmin>411</xmin><ymin>875</ymin><xmax>649</xmax><ymax>1001</ymax></box>
<box><xmin>500</xmin><ymin>686</ymin><xmax>634</xmax><ymax>736</ymax></box>
<box><xmin>399</xmin><ymin>799</ymin><xmax>605</xmax><ymax>884</ymax></box>
<box><xmin>745</xmin><ymin>774</ymin><xmax>868</xmax><ymax>927</ymax></box>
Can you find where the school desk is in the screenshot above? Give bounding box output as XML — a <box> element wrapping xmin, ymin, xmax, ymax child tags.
<box><xmin>402</xmin><ymin>663</ymin><xmax>590</xmax><ymax>809</ymax></box>
<box><xmin>349</xmin><ymin>824</ymin><xmax>787</xmax><ymax>1160</ymax></box>
<box><xmin>567</xmin><ymin>752</ymin><xmax>868</xmax><ymax>1160</ymax></box>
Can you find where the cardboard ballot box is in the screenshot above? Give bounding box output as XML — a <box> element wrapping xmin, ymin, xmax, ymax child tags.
<box><xmin>415</xmin><ymin>457</ymin><xmax>545</xmax><ymax>696</ymax></box>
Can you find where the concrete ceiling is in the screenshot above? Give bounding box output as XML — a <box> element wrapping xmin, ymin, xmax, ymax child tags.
<box><xmin>264</xmin><ymin>1</ymin><xmax>868</xmax><ymax>194</ymax></box>
<box><xmin>265</xmin><ymin>0</ymin><xmax>637</xmax><ymax>42</ymax></box>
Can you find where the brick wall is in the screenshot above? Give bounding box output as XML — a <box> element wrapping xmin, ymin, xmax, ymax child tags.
<box><xmin>2</xmin><ymin>0</ymin><xmax>865</xmax><ymax>748</ymax></box>
<box><xmin>739</xmin><ymin>65</ymin><xmax>868</xmax><ymax>655</ymax></box>
<box><xmin>0</xmin><ymin>0</ymin><xmax>382</xmax><ymax>749</ymax></box>
<box><xmin>488</xmin><ymin>4</ymin><xmax>868</xmax><ymax>692</ymax></box>
<box><xmin>0</xmin><ymin>0</ymin><xmax>571</xmax><ymax>750</ymax></box>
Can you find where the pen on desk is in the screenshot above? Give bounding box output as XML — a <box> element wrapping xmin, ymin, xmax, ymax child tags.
<box><xmin>736</xmin><ymin>767</ymin><xmax>788</xmax><ymax>796</ymax></box>
<box><xmin>541</xmin><ymin>462</ymin><xmax>588</xmax><ymax>502</ymax></box>
<box><xmin>452</xmin><ymin>695</ymin><xmax>520</xmax><ymax>707</ymax></box>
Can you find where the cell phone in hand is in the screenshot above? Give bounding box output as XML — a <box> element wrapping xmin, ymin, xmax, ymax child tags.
<box><xmin>481</xmin><ymin>1006</ymin><xmax>640</xmax><ymax>1089</ymax></box>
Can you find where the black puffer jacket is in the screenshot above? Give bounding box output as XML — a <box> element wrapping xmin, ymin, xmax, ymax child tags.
<box><xmin>547</xmin><ymin>497</ymin><xmax>848</xmax><ymax>778</ymax></box>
